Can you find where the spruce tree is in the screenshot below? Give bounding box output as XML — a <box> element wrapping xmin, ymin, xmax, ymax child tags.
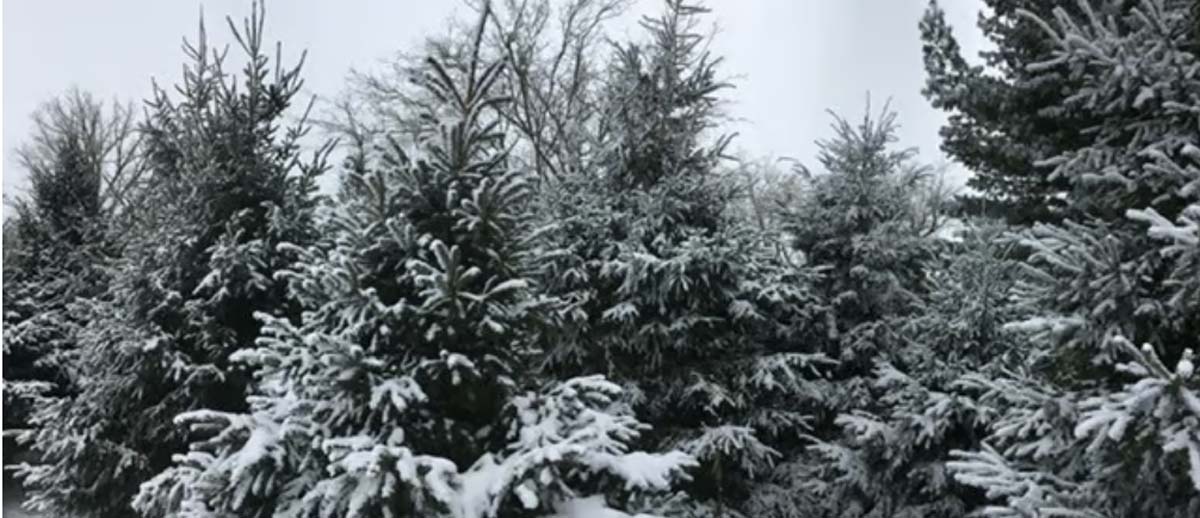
<box><xmin>776</xmin><ymin>102</ymin><xmax>950</xmax><ymax>517</ymax></box>
<box><xmin>782</xmin><ymin>103</ymin><xmax>937</xmax><ymax>377</ymax></box>
<box><xmin>11</xmin><ymin>4</ymin><xmax>327</xmax><ymax>518</ymax></box>
<box><xmin>919</xmin><ymin>0</ymin><xmax>1121</xmax><ymax>223</ymax></box>
<box><xmin>805</xmin><ymin>222</ymin><xmax>1028</xmax><ymax>518</ymax></box>
<box><xmin>3</xmin><ymin>89</ymin><xmax>140</xmax><ymax>464</ymax></box>
<box><xmin>539</xmin><ymin>2</ymin><xmax>833</xmax><ymax>515</ymax></box>
<box><xmin>945</xmin><ymin>2</ymin><xmax>1200</xmax><ymax>516</ymax></box>
<box><xmin>133</xmin><ymin>13</ymin><xmax>695</xmax><ymax>518</ymax></box>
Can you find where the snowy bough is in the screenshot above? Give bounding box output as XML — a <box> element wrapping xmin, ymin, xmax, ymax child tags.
<box><xmin>132</xmin><ymin>14</ymin><xmax>696</xmax><ymax>518</ymax></box>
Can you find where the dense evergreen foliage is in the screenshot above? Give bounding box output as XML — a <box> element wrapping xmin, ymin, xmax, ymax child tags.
<box><xmin>942</xmin><ymin>2</ymin><xmax>1200</xmax><ymax>516</ymax></box>
<box><xmin>4</xmin><ymin>90</ymin><xmax>139</xmax><ymax>438</ymax></box>
<box><xmin>9</xmin><ymin>5</ymin><xmax>327</xmax><ymax>518</ymax></box>
<box><xmin>4</xmin><ymin>1</ymin><xmax>1199</xmax><ymax>517</ymax></box>
<box><xmin>536</xmin><ymin>4</ymin><xmax>834</xmax><ymax>516</ymax></box>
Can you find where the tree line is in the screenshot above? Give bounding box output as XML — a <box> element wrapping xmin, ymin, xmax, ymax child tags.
<box><xmin>3</xmin><ymin>1</ymin><xmax>1199</xmax><ymax>517</ymax></box>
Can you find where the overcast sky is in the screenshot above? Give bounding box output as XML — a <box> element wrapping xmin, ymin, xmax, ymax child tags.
<box><xmin>3</xmin><ymin>0</ymin><xmax>988</xmax><ymax>206</ymax></box>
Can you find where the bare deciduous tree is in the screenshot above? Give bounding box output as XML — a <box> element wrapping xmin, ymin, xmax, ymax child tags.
<box><xmin>473</xmin><ymin>0</ymin><xmax>629</xmax><ymax>179</ymax></box>
<box><xmin>15</xmin><ymin>88</ymin><xmax>145</xmax><ymax>228</ymax></box>
<box><xmin>339</xmin><ymin>0</ymin><xmax>628</xmax><ymax>181</ymax></box>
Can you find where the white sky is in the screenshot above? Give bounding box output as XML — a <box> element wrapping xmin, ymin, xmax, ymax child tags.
<box><xmin>3</xmin><ymin>0</ymin><xmax>988</xmax><ymax>205</ymax></box>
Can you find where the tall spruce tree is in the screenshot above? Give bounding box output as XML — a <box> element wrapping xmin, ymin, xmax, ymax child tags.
<box><xmin>539</xmin><ymin>2</ymin><xmax>833</xmax><ymax>516</ymax></box>
<box><xmin>133</xmin><ymin>10</ymin><xmax>696</xmax><ymax>518</ymax></box>
<box><xmin>11</xmin><ymin>4</ymin><xmax>327</xmax><ymax>518</ymax></box>
<box><xmin>3</xmin><ymin>89</ymin><xmax>140</xmax><ymax>457</ymax></box>
<box><xmin>782</xmin><ymin>103</ymin><xmax>969</xmax><ymax>515</ymax></box>
<box><xmin>945</xmin><ymin>1</ymin><xmax>1200</xmax><ymax>516</ymax></box>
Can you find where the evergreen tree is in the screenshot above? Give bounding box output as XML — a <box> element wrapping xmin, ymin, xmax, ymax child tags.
<box><xmin>776</xmin><ymin>102</ymin><xmax>950</xmax><ymax>517</ymax></box>
<box><xmin>919</xmin><ymin>0</ymin><xmax>1122</xmax><ymax>223</ymax></box>
<box><xmin>14</xmin><ymin>1</ymin><xmax>1200</xmax><ymax>516</ymax></box>
<box><xmin>945</xmin><ymin>2</ymin><xmax>1200</xmax><ymax>516</ymax></box>
<box><xmin>3</xmin><ymin>88</ymin><xmax>141</xmax><ymax>454</ymax></box>
<box><xmin>806</xmin><ymin>223</ymin><xmax>1029</xmax><ymax>518</ymax></box>
<box><xmin>539</xmin><ymin>2</ymin><xmax>832</xmax><ymax>515</ymax></box>
<box><xmin>133</xmin><ymin>13</ymin><xmax>695</xmax><ymax>518</ymax></box>
<box><xmin>11</xmin><ymin>5</ymin><xmax>327</xmax><ymax>518</ymax></box>
<box><xmin>782</xmin><ymin>102</ymin><xmax>937</xmax><ymax>377</ymax></box>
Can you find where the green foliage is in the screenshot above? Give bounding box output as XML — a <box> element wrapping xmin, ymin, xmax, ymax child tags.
<box><xmin>782</xmin><ymin>102</ymin><xmax>937</xmax><ymax>372</ymax></box>
<box><xmin>11</xmin><ymin>4</ymin><xmax>327</xmax><ymax>518</ymax></box>
<box><xmin>804</xmin><ymin>225</ymin><xmax>1029</xmax><ymax>518</ymax></box>
<box><xmin>10</xmin><ymin>2</ymin><xmax>1200</xmax><ymax>518</ymax></box>
<box><xmin>944</xmin><ymin>2</ymin><xmax>1200</xmax><ymax>516</ymax></box>
<box><xmin>132</xmin><ymin>18</ymin><xmax>695</xmax><ymax>518</ymax></box>
<box><xmin>778</xmin><ymin>101</ymin><xmax>1007</xmax><ymax>518</ymax></box>
<box><xmin>535</xmin><ymin>4</ymin><xmax>837</xmax><ymax>517</ymax></box>
<box><xmin>920</xmin><ymin>0</ymin><xmax>1109</xmax><ymax>223</ymax></box>
<box><xmin>3</xmin><ymin>89</ymin><xmax>137</xmax><ymax>448</ymax></box>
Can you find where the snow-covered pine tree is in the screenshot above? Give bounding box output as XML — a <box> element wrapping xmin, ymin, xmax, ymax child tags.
<box><xmin>778</xmin><ymin>102</ymin><xmax>953</xmax><ymax>517</ymax></box>
<box><xmin>11</xmin><ymin>4</ymin><xmax>328</xmax><ymax>518</ymax></box>
<box><xmin>133</xmin><ymin>11</ymin><xmax>696</xmax><ymax>518</ymax></box>
<box><xmin>3</xmin><ymin>89</ymin><xmax>139</xmax><ymax>444</ymax></box>
<box><xmin>803</xmin><ymin>222</ymin><xmax>1030</xmax><ymax>518</ymax></box>
<box><xmin>945</xmin><ymin>1</ymin><xmax>1200</xmax><ymax>516</ymax></box>
<box><xmin>537</xmin><ymin>2</ymin><xmax>834</xmax><ymax>516</ymax></box>
<box><xmin>781</xmin><ymin>102</ymin><xmax>938</xmax><ymax>381</ymax></box>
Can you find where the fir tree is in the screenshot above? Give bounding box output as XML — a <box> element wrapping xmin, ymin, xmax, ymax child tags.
<box><xmin>11</xmin><ymin>4</ymin><xmax>327</xmax><ymax>518</ymax></box>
